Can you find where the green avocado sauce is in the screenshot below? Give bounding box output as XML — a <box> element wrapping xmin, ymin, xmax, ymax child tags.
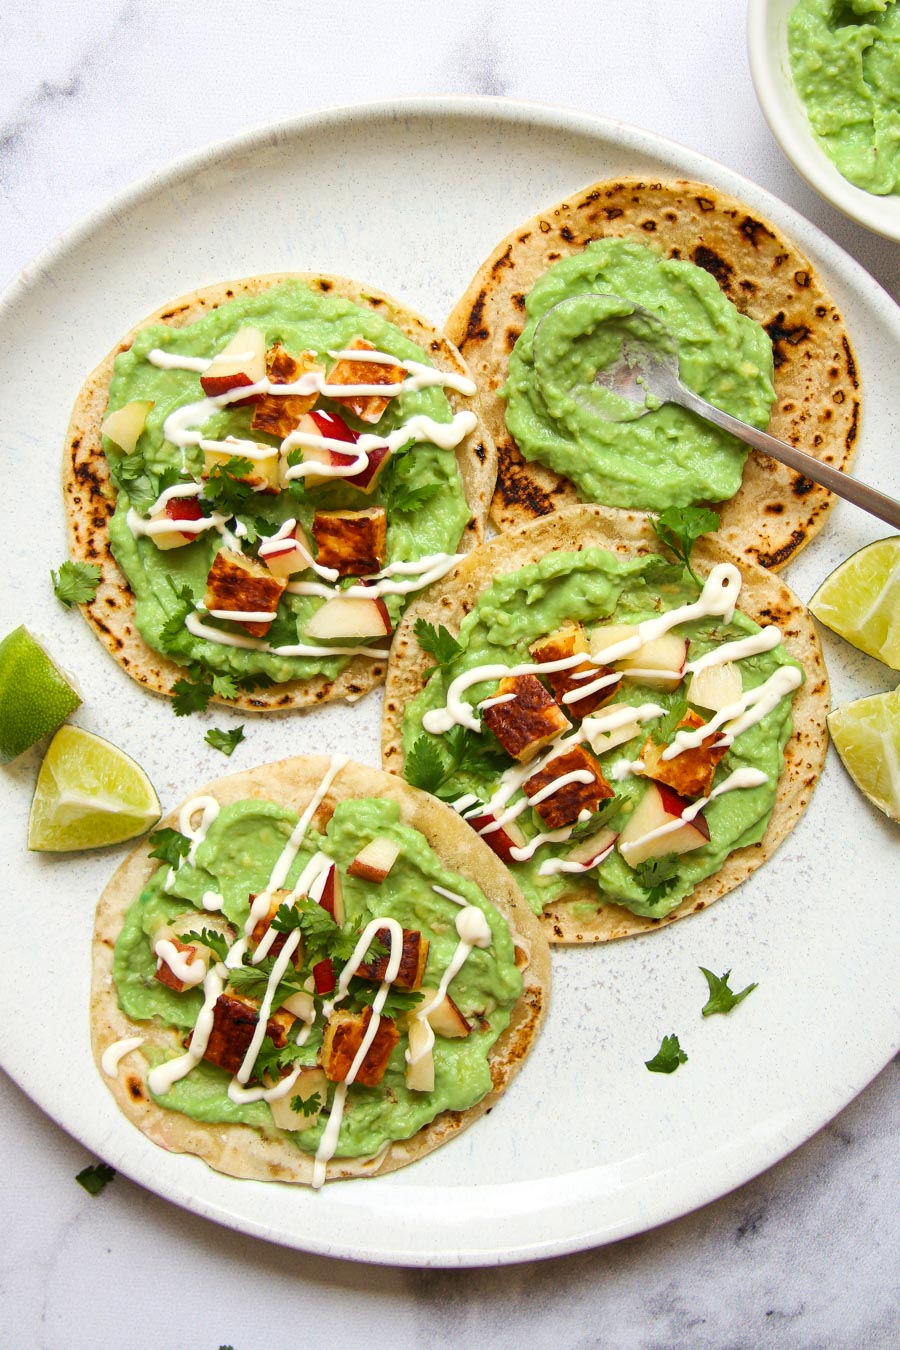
<box><xmin>401</xmin><ymin>548</ymin><xmax>800</xmax><ymax>920</ymax></box>
<box><xmin>103</xmin><ymin>282</ymin><xmax>471</xmax><ymax>685</ymax></box>
<box><xmin>113</xmin><ymin>797</ymin><xmax>522</xmax><ymax>1157</ymax></box>
<box><xmin>788</xmin><ymin>0</ymin><xmax>900</xmax><ymax>196</ymax></box>
<box><xmin>502</xmin><ymin>239</ymin><xmax>776</xmax><ymax>511</ymax></box>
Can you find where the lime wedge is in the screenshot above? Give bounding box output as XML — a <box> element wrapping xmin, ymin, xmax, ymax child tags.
<box><xmin>28</xmin><ymin>726</ymin><xmax>161</xmax><ymax>851</ymax></box>
<box><xmin>828</xmin><ymin>688</ymin><xmax>900</xmax><ymax>823</ymax></box>
<box><xmin>0</xmin><ymin>626</ymin><xmax>82</xmax><ymax>764</ymax></box>
<box><xmin>809</xmin><ymin>537</ymin><xmax>900</xmax><ymax>670</ymax></box>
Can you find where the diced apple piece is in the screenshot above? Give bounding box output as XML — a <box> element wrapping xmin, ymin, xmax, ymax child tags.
<box><xmin>259</xmin><ymin>524</ymin><xmax>315</xmax><ymax>578</ymax></box>
<box><xmin>566</xmin><ymin>826</ymin><xmax>618</xmax><ymax>868</ymax></box>
<box><xmin>524</xmin><ymin>744</ymin><xmax>615</xmax><ymax>830</ymax></box>
<box><xmin>202</xmin><ymin>439</ymin><xmax>280</xmax><ymax>494</ymax></box>
<box><xmin>268</xmin><ymin>1066</ymin><xmax>328</xmax><ymax>1131</ymax></box>
<box><xmin>148</xmin><ymin>495</ymin><xmax>204</xmax><ymax>551</ymax></box>
<box><xmin>279</xmin><ymin>990</ymin><xmax>315</xmax><ymax>1022</ymax></box>
<box><xmin>581</xmin><ymin>705</ymin><xmax>644</xmax><ymax>757</ymax></box>
<box><xmin>688</xmin><ymin>661</ymin><xmax>743</xmax><ymax>712</ymax></box>
<box><xmin>530</xmin><ymin>622</ymin><xmax>620</xmax><ymax>717</ymax></box>
<box><xmin>312</xmin><ymin>958</ymin><xmax>336</xmax><ymax>996</ymax></box>
<box><xmin>322</xmin><ymin>1008</ymin><xmax>400</xmax><ymax>1087</ymax></box>
<box><xmin>619</xmin><ymin>633</ymin><xmax>688</xmax><ymax>690</ymax></box>
<box><xmin>304</xmin><ymin>594</ymin><xmax>392</xmax><ymax>643</ymax></box>
<box><xmin>617</xmin><ymin>781</ymin><xmax>710</xmax><ymax>869</ymax></box>
<box><xmin>312</xmin><ymin>507</ymin><xmax>387</xmax><ymax>576</ymax></box>
<box><xmin>481</xmin><ymin>674</ymin><xmax>570</xmax><ymax>763</ymax></box>
<box><xmin>327</xmin><ymin>338</ymin><xmax>406</xmax><ymax>424</ymax></box>
<box><xmin>200</xmin><ymin>325</ymin><xmax>266</xmax><ymax>402</ymax></box>
<box><xmin>317</xmin><ymin>861</ymin><xmax>345</xmax><ymax>926</ymax></box>
<box><xmin>251</xmin><ymin>343</ymin><xmax>322</xmax><ymax>439</ymax></box>
<box><xmin>640</xmin><ymin>710</ymin><xmax>728</xmax><ymax>799</ymax></box>
<box><xmin>589</xmin><ymin>622</ymin><xmax>639</xmax><ymax>662</ymax></box>
<box><xmin>203</xmin><ymin>548</ymin><xmax>287</xmax><ymax>637</ymax></box>
<box><xmin>102</xmin><ymin>399</ymin><xmax>154</xmax><ymax>454</ymax></box>
<box><xmin>464</xmin><ymin>810</ymin><xmax>527</xmax><ymax>865</ymax></box>
<box><xmin>405</xmin><ymin>1017</ymin><xmax>435</xmax><ymax>1093</ymax></box>
<box><xmin>417</xmin><ymin>988</ymin><xmax>471</xmax><ymax>1038</ymax></box>
<box><xmin>348</xmin><ymin>836</ymin><xmax>401</xmax><ymax>884</ymax></box>
<box><xmin>356</xmin><ymin>926</ymin><xmax>428</xmax><ymax>990</ymax></box>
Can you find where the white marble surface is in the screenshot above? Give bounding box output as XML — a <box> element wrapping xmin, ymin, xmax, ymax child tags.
<box><xmin>0</xmin><ymin>1</ymin><xmax>897</xmax><ymax>1345</ymax></box>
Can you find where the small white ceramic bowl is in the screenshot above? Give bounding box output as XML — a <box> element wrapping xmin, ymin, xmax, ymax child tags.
<box><xmin>747</xmin><ymin>0</ymin><xmax>900</xmax><ymax>242</ymax></box>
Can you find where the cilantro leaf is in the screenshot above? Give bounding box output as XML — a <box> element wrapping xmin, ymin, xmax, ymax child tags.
<box><xmin>201</xmin><ymin>457</ymin><xmax>256</xmax><ymax>515</ymax></box>
<box><xmin>649</xmin><ymin>697</ymin><xmax>689</xmax><ymax>746</ymax></box>
<box><xmin>405</xmin><ymin>736</ymin><xmax>450</xmax><ymax>794</ymax></box>
<box><xmin>699</xmin><ymin>967</ymin><xmax>758</xmax><ymax>1017</ymax></box>
<box><xmin>632</xmin><ymin>853</ymin><xmax>683</xmax><ymax>899</ymax></box>
<box><xmin>148</xmin><ymin>827</ymin><xmax>191</xmax><ymax>869</ymax></box>
<box><xmin>76</xmin><ymin>1162</ymin><xmax>116</xmax><ymax>1196</ymax></box>
<box><xmin>414</xmin><ymin>618</ymin><xmax>463</xmax><ymax>678</ymax></box>
<box><xmin>252</xmin><ymin>1038</ymin><xmax>310</xmax><ymax>1081</ymax></box>
<box><xmin>51</xmin><ymin>560</ymin><xmax>101</xmax><ymax>608</ymax></box>
<box><xmin>172</xmin><ymin>672</ymin><xmax>214</xmax><ymax>716</ymax></box>
<box><xmin>227</xmin><ymin>954</ymin><xmax>306</xmax><ymax>1006</ymax></box>
<box><xmin>392</xmin><ymin>480</ymin><xmax>443</xmax><ymax>515</ymax></box>
<box><xmin>158</xmin><ymin>584</ymin><xmax>196</xmax><ymax>650</ymax></box>
<box><xmin>264</xmin><ymin>609</ymin><xmax>300</xmax><ymax>650</ymax></box>
<box><xmin>651</xmin><ymin>506</ymin><xmax>720</xmax><ymax>586</ymax></box>
<box><xmin>645</xmin><ymin>1034</ymin><xmax>688</xmax><ymax>1074</ymax></box>
<box><xmin>567</xmin><ymin>799</ymin><xmax>620</xmax><ymax>841</ymax></box>
<box><xmin>212</xmin><ymin>672</ymin><xmax>239</xmax><ymax>700</ymax></box>
<box><xmin>270</xmin><ymin>897</ymin><xmax>358</xmax><ymax>964</ymax></box>
<box><xmin>180</xmin><ymin>928</ymin><xmax>230</xmax><ymax>963</ymax></box>
<box><xmin>205</xmin><ymin>725</ymin><xmax>246</xmax><ymax>757</ymax></box>
<box><xmin>290</xmin><ymin>1091</ymin><xmax>323</xmax><ymax>1118</ymax></box>
<box><xmin>347</xmin><ymin>983</ymin><xmax>424</xmax><ymax>1019</ymax></box>
<box><xmin>235</xmin><ymin>672</ymin><xmax>274</xmax><ymax>693</ymax></box>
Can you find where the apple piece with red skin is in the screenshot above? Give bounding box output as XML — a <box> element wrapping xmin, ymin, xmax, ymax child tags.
<box><xmin>200</xmin><ymin>326</ymin><xmax>266</xmax><ymax>403</ymax></box>
<box><xmin>566</xmin><ymin>825</ymin><xmax>618</xmax><ymax>868</ymax></box>
<box><xmin>617</xmin><ymin>781</ymin><xmax>710</xmax><ymax>869</ymax></box>
<box><xmin>102</xmin><ymin>399</ymin><xmax>154</xmax><ymax>455</ymax></box>
<box><xmin>293</xmin><ymin>411</ymin><xmax>388</xmax><ymax>492</ymax></box>
<box><xmin>304</xmin><ymin>594</ymin><xmax>392</xmax><ymax>643</ymax></box>
<box><xmin>312</xmin><ymin>958</ymin><xmax>336</xmax><ymax>996</ymax></box>
<box><xmin>348</xmin><ymin>836</ymin><xmax>401</xmax><ymax>884</ymax></box>
<box><xmin>317</xmin><ymin>861</ymin><xmax>345</xmax><ymax>926</ymax></box>
<box><xmin>464</xmin><ymin>810</ymin><xmax>526</xmax><ymax>865</ymax></box>
<box><xmin>261</xmin><ymin>525</ymin><xmax>315</xmax><ymax>579</ymax></box>
<box><xmin>166</xmin><ymin>496</ymin><xmax>203</xmax><ymax>541</ymax></box>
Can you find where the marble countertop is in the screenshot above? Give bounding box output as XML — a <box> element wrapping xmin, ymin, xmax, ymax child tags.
<box><xmin>1</xmin><ymin>2</ymin><xmax>897</xmax><ymax>1345</ymax></box>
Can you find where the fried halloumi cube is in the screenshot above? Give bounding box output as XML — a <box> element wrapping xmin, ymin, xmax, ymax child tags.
<box><xmin>251</xmin><ymin>343</ymin><xmax>323</xmax><ymax>440</ymax></box>
<box><xmin>248</xmin><ymin>889</ymin><xmax>304</xmax><ymax>967</ymax></box>
<box><xmin>326</xmin><ymin>337</ymin><xmax>406</xmax><ymax>424</ymax></box>
<box><xmin>192</xmin><ymin>993</ymin><xmax>294</xmax><ymax>1076</ymax></box>
<box><xmin>312</xmin><ymin>507</ymin><xmax>387</xmax><ymax>576</ymax></box>
<box><xmin>640</xmin><ymin>710</ymin><xmax>728</xmax><ymax>799</ymax></box>
<box><xmin>155</xmin><ymin>937</ymin><xmax>205</xmax><ymax>994</ymax></box>
<box><xmin>481</xmin><ymin>674</ymin><xmax>570</xmax><ymax>763</ymax></box>
<box><xmin>530</xmin><ymin>622</ymin><xmax>621</xmax><ymax>718</ymax></box>
<box><xmin>524</xmin><ymin>744</ymin><xmax>615</xmax><ymax>830</ymax></box>
<box><xmin>203</xmin><ymin>548</ymin><xmax>287</xmax><ymax>637</ymax></box>
<box><xmin>321</xmin><ymin>1008</ymin><xmax>400</xmax><ymax>1086</ymax></box>
<box><xmin>356</xmin><ymin>926</ymin><xmax>429</xmax><ymax>991</ymax></box>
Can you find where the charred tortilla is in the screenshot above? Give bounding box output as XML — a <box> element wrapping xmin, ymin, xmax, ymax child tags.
<box><xmin>91</xmin><ymin>755</ymin><xmax>549</xmax><ymax>1185</ymax></box>
<box><xmin>382</xmin><ymin>506</ymin><xmax>828</xmax><ymax>944</ymax></box>
<box><xmin>446</xmin><ymin>178</ymin><xmax>860</xmax><ymax>571</ymax></box>
<box><xmin>65</xmin><ymin>274</ymin><xmax>496</xmax><ymax>712</ymax></box>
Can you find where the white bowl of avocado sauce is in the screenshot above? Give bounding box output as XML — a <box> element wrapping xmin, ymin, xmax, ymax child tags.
<box><xmin>748</xmin><ymin>0</ymin><xmax>900</xmax><ymax>241</ymax></box>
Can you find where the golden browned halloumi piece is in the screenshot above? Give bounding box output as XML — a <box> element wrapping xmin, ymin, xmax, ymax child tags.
<box><xmin>530</xmin><ymin>623</ymin><xmax>621</xmax><ymax>718</ymax></box>
<box><xmin>355</xmin><ymin>927</ymin><xmax>429</xmax><ymax>990</ymax></box>
<box><xmin>248</xmin><ymin>889</ymin><xmax>304</xmax><ymax>966</ymax></box>
<box><xmin>326</xmin><ymin>337</ymin><xmax>405</xmax><ymax>424</ymax></box>
<box><xmin>481</xmin><ymin>674</ymin><xmax>570</xmax><ymax>763</ymax></box>
<box><xmin>321</xmin><ymin>1008</ymin><xmax>400</xmax><ymax>1086</ymax></box>
<box><xmin>155</xmin><ymin>937</ymin><xmax>202</xmax><ymax>994</ymax></box>
<box><xmin>640</xmin><ymin>710</ymin><xmax>728</xmax><ymax>799</ymax></box>
<box><xmin>203</xmin><ymin>548</ymin><xmax>287</xmax><ymax>637</ymax></box>
<box><xmin>312</xmin><ymin>508</ymin><xmax>387</xmax><ymax>576</ymax></box>
<box><xmin>251</xmin><ymin>343</ymin><xmax>323</xmax><ymax>439</ymax></box>
<box><xmin>191</xmin><ymin>993</ymin><xmax>294</xmax><ymax>1076</ymax></box>
<box><xmin>524</xmin><ymin>744</ymin><xmax>615</xmax><ymax>830</ymax></box>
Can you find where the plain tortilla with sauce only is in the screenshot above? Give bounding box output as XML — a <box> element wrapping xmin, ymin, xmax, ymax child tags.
<box><xmin>64</xmin><ymin>273</ymin><xmax>497</xmax><ymax>712</ymax></box>
<box><xmin>446</xmin><ymin>178</ymin><xmax>860</xmax><ymax>571</ymax></box>
<box><xmin>91</xmin><ymin>755</ymin><xmax>550</xmax><ymax>1185</ymax></box>
<box><xmin>381</xmin><ymin>506</ymin><xmax>829</xmax><ymax>944</ymax></box>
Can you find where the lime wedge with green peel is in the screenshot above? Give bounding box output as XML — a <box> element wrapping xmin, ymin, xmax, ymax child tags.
<box><xmin>0</xmin><ymin>626</ymin><xmax>82</xmax><ymax>764</ymax></box>
<box><xmin>828</xmin><ymin>688</ymin><xmax>900</xmax><ymax>823</ymax></box>
<box><xmin>809</xmin><ymin>537</ymin><xmax>900</xmax><ymax>671</ymax></box>
<box><xmin>28</xmin><ymin>726</ymin><xmax>161</xmax><ymax>851</ymax></box>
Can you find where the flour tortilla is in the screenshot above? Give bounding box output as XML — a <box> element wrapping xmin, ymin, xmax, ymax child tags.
<box><xmin>382</xmin><ymin>506</ymin><xmax>829</xmax><ymax>944</ymax></box>
<box><xmin>446</xmin><ymin>178</ymin><xmax>860</xmax><ymax>571</ymax></box>
<box><xmin>65</xmin><ymin>274</ymin><xmax>496</xmax><ymax>712</ymax></box>
<box><xmin>91</xmin><ymin>755</ymin><xmax>549</xmax><ymax>1185</ymax></box>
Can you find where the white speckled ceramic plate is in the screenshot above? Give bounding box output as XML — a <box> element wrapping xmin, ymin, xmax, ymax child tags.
<box><xmin>0</xmin><ymin>99</ymin><xmax>898</xmax><ymax>1268</ymax></box>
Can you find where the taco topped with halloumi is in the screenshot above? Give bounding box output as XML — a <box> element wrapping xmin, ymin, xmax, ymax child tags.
<box><xmin>65</xmin><ymin>274</ymin><xmax>495</xmax><ymax>712</ymax></box>
<box><xmin>382</xmin><ymin>507</ymin><xmax>828</xmax><ymax>943</ymax></box>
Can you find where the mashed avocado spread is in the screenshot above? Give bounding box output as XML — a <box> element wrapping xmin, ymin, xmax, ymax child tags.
<box><xmin>103</xmin><ymin>282</ymin><xmax>472</xmax><ymax>687</ymax></box>
<box><xmin>788</xmin><ymin>0</ymin><xmax>900</xmax><ymax>196</ymax></box>
<box><xmin>401</xmin><ymin>548</ymin><xmax>800</xmax><ymax>920</ymax></box>
<box><xmin>502</xmin><ymin>239</ymin><xmax>776</xmax><ymax>511</ymax></box>
<box><xmin>113</xmin><ymin>796</ymin><xmax>522</xmax><ymax>1157</ymax></box>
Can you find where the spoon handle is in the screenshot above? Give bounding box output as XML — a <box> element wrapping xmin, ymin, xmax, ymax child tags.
<box><xmin>673</xmin><ymin>385</ymin><xmax>900</xmax><ymax>531</ymax></box>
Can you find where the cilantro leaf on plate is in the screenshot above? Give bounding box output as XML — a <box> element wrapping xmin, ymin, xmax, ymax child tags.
<box><xmin>651</xmin><ymin>506</ymin><xmax>720</xmax><ymax>586</ymax></box>
<box><xmin>205</xmin><ymin>725</ymin><xmax>246</xmax><ymax>757</ymax></box>
<box><xmin>51</xmin><ymin>561</ymin><xmax>101</xmax><ymax>608</ymax></box>
<box><xmin>699</xmin><ymin>967</ymin><xmax>758</xmax><ymax>1017</ymax></box>
<box><xmin>413</xmin><ymin>618</ymin><xmax>463</xmax><ymax>680</ymax></box>
<box><xmin>148</xmin><ymin>827</ymin><xmax>191</xmax><ymax>869</ymax></box>
<box><xmin>75</xmin><ymin>1162</ymin><xmax>116</xmax><ymax>1196</ymax></box>
<box><xmin>645</xmin><ymin>1033</ymin><xmax>688</xmax><ymax>1074</ymax></box>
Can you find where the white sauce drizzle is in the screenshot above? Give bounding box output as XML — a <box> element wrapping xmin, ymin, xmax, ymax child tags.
<box><xmin>154</xmin><ymin>938</ymin><xmax>207</xmax><ymax>988</ymax></box>
<box><xmin>286</xmin><ymin>552</ymin><xmax>463</xmax><ymax>602</ymax></box>
<box><xmin>661</xmin><ymin>667</ymin><xmax>803</xmax><ymax>760</ymax></box>
<box><xmin>183</xmin><ymin>610</ymin><xmax>390</xmax><ymax>659</ymax></box>
<box><xmin>101</xmin><ymin>1036</ymin><xmax>145</xmax><ymax>1077</ymax></box>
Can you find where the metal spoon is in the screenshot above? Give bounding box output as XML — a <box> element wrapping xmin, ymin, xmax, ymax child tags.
<box><xmin>533</xmin><ymin>294</ymin><xmax>900</xmax><ymax>530</ymax></box>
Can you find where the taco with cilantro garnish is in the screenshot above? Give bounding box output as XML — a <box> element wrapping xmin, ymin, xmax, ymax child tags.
<box><xmin>65</xmin><ymin>274</ymin><xmax>495</xmax><ymax>713</ymax></box>
<box><xmin>382</xmin><ymin>506</ymin><xmax>828</xmax><ymax>944</ymax></box>
<box><xmin>91</xmin><ymin>754</ymin><xmax>549</xmax><ymax>1185</ymax></box>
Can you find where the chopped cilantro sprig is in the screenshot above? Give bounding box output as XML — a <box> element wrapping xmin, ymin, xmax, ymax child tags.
<box><xmin>699</xmin><ymin>967</ymin><xmax>758</xmax><ymax>1017</ymax></box>
<box><xmin>147</xmin><ymin>827</ymin><xmax>191</xmax><ymax>869</ymax></box>
<box><xmin>205</xmin><ymin>725</ymin><xmax>245</xmax><ymax>757</ymax></box>
<box><xmin>76</xmin><ymin>1162</ymin><xmax>116</xmax><ymax>1195</ymax></box>
<box><xmin>413</xmin><ymin>618</ymin><xmax>463</xmax><ymax>682</ymax></box>
<box><xmin>645</xmin><ymin>1033</ymin><xmax>688</xmax><ymax>1074</ymax></box>
<box><xmin>651</xmin><ymin>506</ymin><xmax>720</xmax><ymax>586</ymax></box>
<box><xmin>405</xmin><ymin>724</ymin><xmax>508</xmax><ymax>798</ymax></box>
<box><xmin>51</xmin><ymin>561</ymin><xmax>101</xmax><ymax>608</ymax></box>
